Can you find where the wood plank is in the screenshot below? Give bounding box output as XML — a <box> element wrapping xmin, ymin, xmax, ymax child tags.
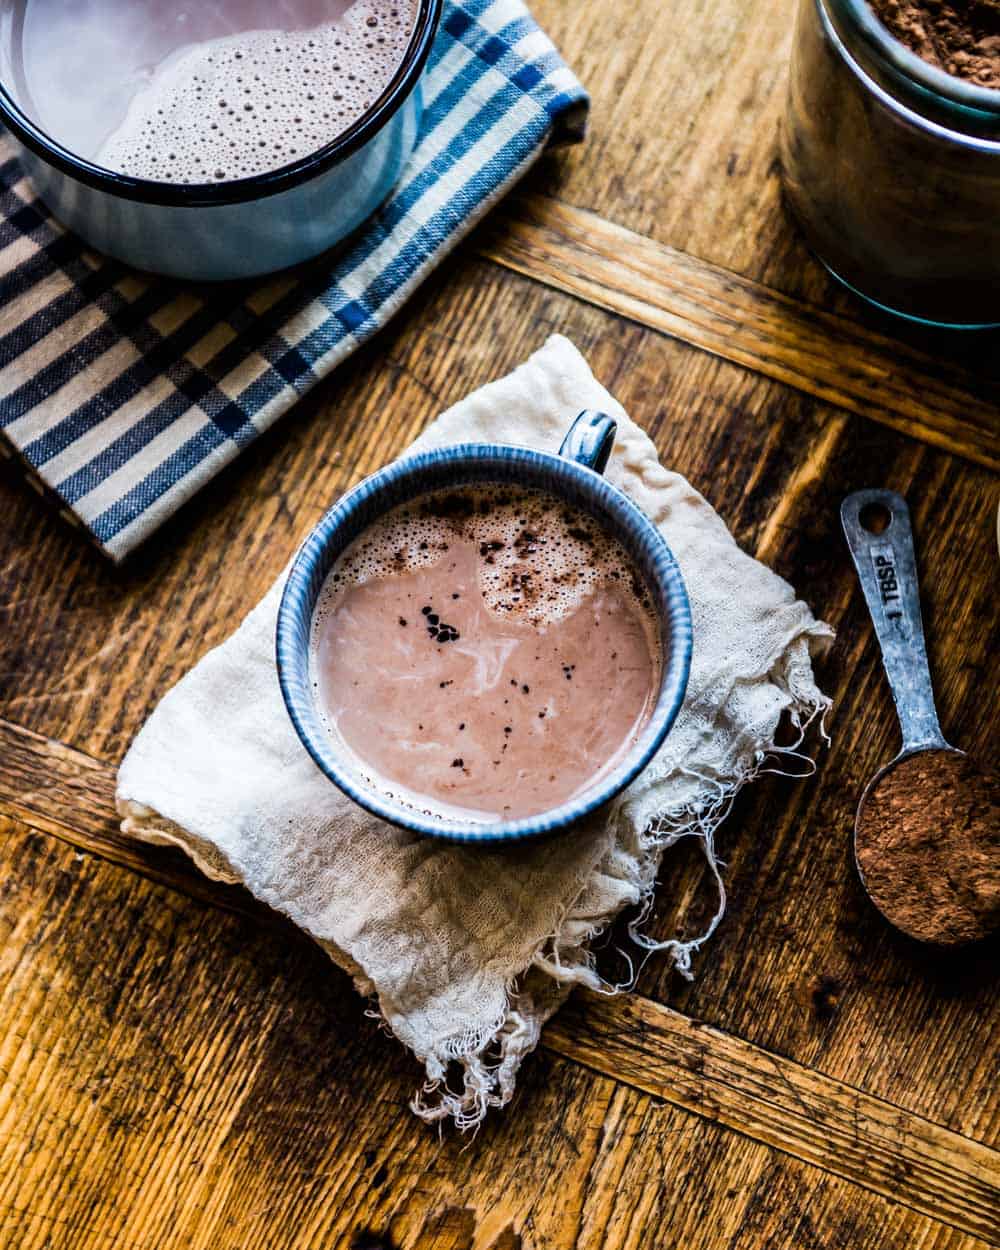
<box><xmin>1</xmin><ymin>812</ymin><xmax>994</xmax><ymax>1250</ymax></box>
<box><xmin>477</xmin><ymin>195</ymin><xmax>1000</xmax><ymax>469</ymax></box>
<box><xmin>2</xmin><ymin>258</ymin><xmax>994</xmax><ymax>764</ymax></box>
<box><xmin>546</xmin><ymin>993</ymin><xmax>1000</xmax><ymax>1244</ymax></box>
<box><xmin>570</xmin><ymin>1082</ymin><xmax>995</xmax><ymax>1250</ymax></box>
<box><xmin>526</xmin><ymin>0</ymin><xmax>821</xmax><ymax>294</ymax></box>
<box><xmin>0</xmin><ymin>814</ymin><xmax>612</xmax><ymax>1250</ymax></box>
<box><xmin>0</xmin><ymin>718</ymin><xmax>265</xmax><ymax>924</ymax></box>
<box><xmin>2</xmin><ymin>716</ymin><xmax>997</xmax><ymax>1244</ymax></box>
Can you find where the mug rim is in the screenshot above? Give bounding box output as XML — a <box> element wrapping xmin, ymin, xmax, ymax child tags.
<box><xmin>0</xmin><ymin>0</ymin><xmax>442</xmax><ymax>207</ymax></box>
<box><xmin>276</xmin><ymin>442</ymin><xmax>693</xmax><ymax>844</ymax></box>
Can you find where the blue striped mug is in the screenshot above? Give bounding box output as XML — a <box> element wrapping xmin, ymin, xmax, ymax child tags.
<box><xmin>276</xmin><ymin>411</ymin><xmax>693</xmax><ymax>842</ymax></box>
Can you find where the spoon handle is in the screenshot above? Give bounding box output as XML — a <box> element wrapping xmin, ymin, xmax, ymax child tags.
<box><xmin>841</xmin><ymin>490</ymin><xmax>948</xmax><ymax>753</ymax></box>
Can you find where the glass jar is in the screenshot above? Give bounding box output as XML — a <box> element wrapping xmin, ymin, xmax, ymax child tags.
<box><xmin>782</xmin><ymin>0</ymin><xmax>1000</xmax><ymax>329</ymax></box>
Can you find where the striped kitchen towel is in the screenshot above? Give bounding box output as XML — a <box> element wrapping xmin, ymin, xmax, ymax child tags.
<box><xmin>0</xmin><ymin>0</ymin><xmax>586</xmax><ymax>562</ymax></box>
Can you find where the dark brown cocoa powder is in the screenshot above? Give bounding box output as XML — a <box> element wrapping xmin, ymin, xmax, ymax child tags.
<box><xmin>869</xmin><ymin>0</ymin><xmax>1000</xmax><ymax>88</ymax></box>
<box><xmin>856</xmin><ymin>750</ymin><xmax>1000</xmax><ymax>946</ymax></box>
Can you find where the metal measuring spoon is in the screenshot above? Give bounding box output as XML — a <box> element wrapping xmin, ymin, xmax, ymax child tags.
<box><xmin>841</xmin><ymin>490</ymin><xmax>1000</xmax><ymax>946</ymax></box>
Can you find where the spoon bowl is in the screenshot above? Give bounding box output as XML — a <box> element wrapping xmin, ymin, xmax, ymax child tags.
<box><xmin>842</xmin><ymin>490</ymin><xmax>1000</xmax><ymax>947</ymax></box>
<box><xmin>855</xmin><ymin>747</ymin><xmax>999</xmax><ymax>945</ymax></box>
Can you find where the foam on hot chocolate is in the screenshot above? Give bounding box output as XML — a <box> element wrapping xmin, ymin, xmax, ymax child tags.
<box><xmin>310</xmin><ymin>486</ymin><xmax>663</xmax><ymax>823</ymax></box>
<box><xmin>96</xmin><ymin>0</ymin><xmax>419</xmax><ymax>183</ymax></box>
<box><xmin>315</xmin><ymin>485</ymin><xmax>653</xmax><ymax>630</ymax></box>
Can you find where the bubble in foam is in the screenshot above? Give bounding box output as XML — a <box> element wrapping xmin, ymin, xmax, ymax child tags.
<box><xmin>313</xmin><ymin>486</ymin><xmax>655</xmax><ymax>633</ymax></box>
<box><xmin>96</xmin><ymin>0</ymin><xmax>419</xmax><ymax>184</ymax></box>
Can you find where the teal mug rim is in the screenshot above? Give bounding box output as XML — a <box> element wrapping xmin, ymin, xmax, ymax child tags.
<box><xmin>276</xmin><ymin>424</ymin><xmax>693</xmax><ymax>843</ymax></box>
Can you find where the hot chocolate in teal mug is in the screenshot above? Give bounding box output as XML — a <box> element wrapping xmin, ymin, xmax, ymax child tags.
<box><xmin>276</xmin><ymin>411</ymin><xmax>693</xmax><ymax>843</ymax></box>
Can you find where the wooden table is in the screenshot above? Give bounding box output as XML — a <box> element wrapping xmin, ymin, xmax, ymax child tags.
<box><xmin>1</xmin><ymin>0</ymin><xmax>998</xmax><ymax>1246</ymax></box>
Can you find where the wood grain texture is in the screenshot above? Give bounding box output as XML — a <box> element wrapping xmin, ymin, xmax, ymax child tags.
<box><xmin>2</xmin><ymin>719</ymin><xmax>999</xmax><ymax>1245</ymax></box>
<box><xmin>479</xmin><ymin>195</ymin><xmax>1000</xmax><ymax>469</ymax></box>
<box><xmin>0</xmin><ymin>815</ymin><xmax>609</xmax><ymax>1250</ymax></box>
<box><xmin>560</xmin><ymin>1081</ymin><xmax>999</xmax><ymax>1250</ymax></box>
<box><xmin>2</xmin><ymin>813</ymin><xmax>996</xmax><ymax>1250</ymax></box>
<box><xmin>527</xmin><ymin>0</ymin><xmax>819</xmax><ymax>287</ymax></box>
<box><xmin>546</xmin><ymin>994</ymin><xmax>1000</xmax><ymax>1243</ymax></box>
<box><xmin>0</xmin><ymin>718</ymin><xmax>264</xmax><ymax>923</ymax></box>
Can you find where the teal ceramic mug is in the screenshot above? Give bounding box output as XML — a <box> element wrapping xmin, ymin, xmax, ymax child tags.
<box><xmin>276</xmin><ymin>411</ymin><xmax>693</xmax><ymax>842</ymax></box>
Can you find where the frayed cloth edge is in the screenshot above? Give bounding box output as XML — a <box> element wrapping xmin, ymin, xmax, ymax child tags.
<box><xmin>408</xmin><ymin>686</ymin><xmax>833</xmax><ymax>1131</ymax></box>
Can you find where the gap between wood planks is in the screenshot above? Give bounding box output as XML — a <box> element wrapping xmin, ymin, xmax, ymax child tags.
<box><xmin>1</xmin><ymin>718</ymin><xmax>998</xmax><ymax>1242</ymax></box>
<box><xmin>476</xmin><ymin>195</ymin><xmax>1000</xmax><ymax>473</ymax></box>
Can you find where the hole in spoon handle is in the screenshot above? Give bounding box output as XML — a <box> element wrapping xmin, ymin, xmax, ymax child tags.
<box><xmin>841</xmin><ymin>489</ymin><xmax>947</xmax><ymax>753</ymax></box>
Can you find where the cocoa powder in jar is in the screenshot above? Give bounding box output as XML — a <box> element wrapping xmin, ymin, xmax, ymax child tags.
<box><xmin>869</xmin><ymin>0</ymin><xmax>1000</xmax><ymax>88</ymax></box>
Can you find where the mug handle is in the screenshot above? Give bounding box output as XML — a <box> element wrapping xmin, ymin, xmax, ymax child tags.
<box><xmin>558</xmin><ymin>410</ymin><xmax>617</xmax><ymax>476</ymax></box>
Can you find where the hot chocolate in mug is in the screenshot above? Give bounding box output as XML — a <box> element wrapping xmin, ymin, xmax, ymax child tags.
<box><xmin>0</xmin><ymin>0</ymin><xmax>442</xmax><ymax>279</ymax></box>
<box><xmin>276</xmin><ymin>411</ymin><xmax>693</xmax><ymax>843</ymax></box>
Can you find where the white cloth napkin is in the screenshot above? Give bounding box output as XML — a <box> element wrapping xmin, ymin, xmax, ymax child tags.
<box><xmin>117</xmin><ymin>335</ymin><xmax>833</xmax><ymax>1128</ymax></box>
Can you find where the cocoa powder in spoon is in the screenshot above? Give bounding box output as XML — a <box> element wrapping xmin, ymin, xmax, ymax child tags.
<box><xmin>856</xmin><ymin>750</ymin><xmax>1000</xmax><ymax>945</ymax></box>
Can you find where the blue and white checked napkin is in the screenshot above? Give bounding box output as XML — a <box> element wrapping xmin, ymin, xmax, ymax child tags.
<box><xmin>0</xmin><ymin>0</ymin><xmax>586</xmax><ymax>561</ymax></box>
